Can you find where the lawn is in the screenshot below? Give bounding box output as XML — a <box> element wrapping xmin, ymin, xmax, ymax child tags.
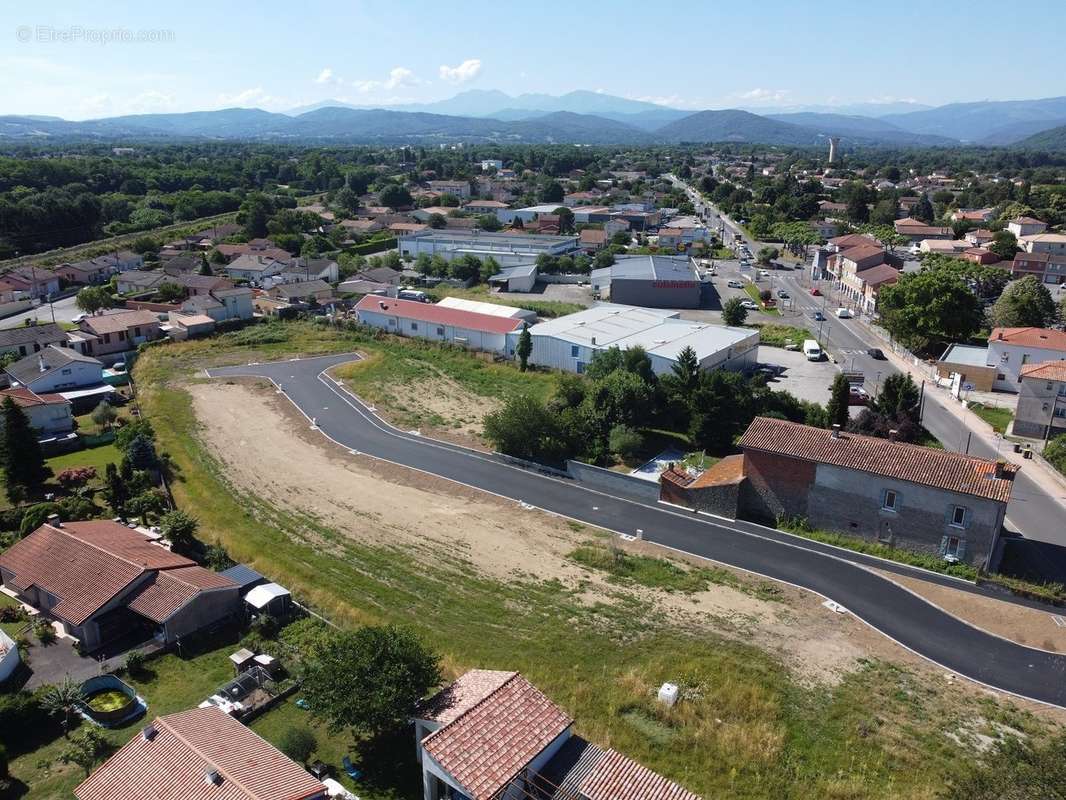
<box><xmin>116</xmin><ymin>321</ymin><xmax>1055</xmax><ymax>800</ymax></box>
<box><xmin>749</xmin><ymin>323</ymin><xmax>810</xmax><ymax>348</ymax></box>
<box><xmin>46</xmin><ymin>443</ymin><xmax>123</xmax><ymax>476</ymax></box>
<box><xmin>744</xmin><ymin>283</ymin><xmax>779</xmax><ymax>316</ymax></box>
<box><xmin>967</xmin><ymin>401</ymin><xmax>1014</xmax><ymax>434</ymax></box>
<box><xmin>0</xmin><ymin>590</ymin><xmax>27</xmax><ymax>638</ymax></box>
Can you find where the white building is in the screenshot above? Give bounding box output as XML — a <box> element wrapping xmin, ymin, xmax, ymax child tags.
<box><xmin>398</xmin><ymin>230</ymin><xmax>578</xmax><ymax>266</ymax></box>
<box><xmin>1007</xmin><ymin>217</ymin><xmax>1048</xmax><ymax>238</ymax></box>
<box><xmin>479</xmin><ymin>159</ymin><xmax>503</xmax><ymax>171</ymax></box>
<box><xmin>427</xmin><ymin>180</ymin><xmax>471</xmax><ymax>199</ymax></box>
<box><xmin>1020</xmin><ymin>233</ymin><xmax>1066</xmax><ymax>255</ymax></box>
<box><xmin>435</xmin><ymin>296</ymin><xmax>537</xmax><ymax>324</ymax></box>
<box><xmin>526</xmin><ymin>303</ymin><xmax>759</xmax><ymax>376</ymax></box>
<box><xmin>987</xmin><ymin>327</ymin><xmax>1066</xmax><ymax>392</ymax></box>
<box><xmin>224</xmin><ymin>254</ymin><xmax>287</xmax><ymax>283</ymax></box>
<box><xmin>4</xmin><ymin>345</ymin><xmax>104</xmax><ymax>394</ymax></box>
<box><xmin>354</xmin><ymin>295</ymin><xmax>524</xmax><ymax>355</ymax></box>
<box><xmin>497</xmin><ymin>204</ymin><xmax>565</xmax><ymax>225</ymax></box>
<box><xmin>487</xmin><ymin>262</ymin><xmax>538</xmax><ymax>293</ymax></box>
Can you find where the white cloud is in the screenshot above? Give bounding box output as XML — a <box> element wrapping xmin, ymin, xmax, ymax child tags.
<box><xmin>438</xmin><ymin>58</ymin><xmax>481</xmax><ymax>84</ymax></box>
<box><xmin>314</xmin><ymin>67</ymin><xmax>335</xmax><ymax>84</ymax></box>
<box><xmin>350</xmin><ymin>66</ymin><xmax>419</xmax><ymax>94</ymax></box>
<box><xmin>128</xmin><ymin>90</ymin><xmax>177</xmax><ymax>113</ymax></box>
<box><xmin>214</xmin><ymin>87</ymin><xmax>286</xmax><ymax>110</ymax></box>
<box><xmin>630</xmin><ymin>94</ymin><xmax>704</xmax><ymax>110</ymax></box>
<box><xmin>79</xmin><ymin>94</ymin><xmax>113</xmax><ymax>118</ymax></box>
<box><xmin>733</xmin><ymin>88</ymin><xmax>791</xmax><ymax>104</ymax></box>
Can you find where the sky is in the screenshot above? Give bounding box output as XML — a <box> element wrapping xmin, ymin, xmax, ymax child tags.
<box><xmin>2</xmin><ymin>0</ymin><xmax>1065</xmax><ymax>120</ymax></box>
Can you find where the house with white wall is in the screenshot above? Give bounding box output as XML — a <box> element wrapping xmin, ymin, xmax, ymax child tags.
<box><xmin>5</xmin><ymin>345</ymin><xmax>104</xmax><ymax>394</ymax></box>
<box><xmin>355</xmin><ymin>296</ymin><xmax>523</xmax><ymax>355</ymax></box>
<box><xmin>987</xmin><ymin>327</ymin><xmax>1066</xmax><ymax>392</ymax></box>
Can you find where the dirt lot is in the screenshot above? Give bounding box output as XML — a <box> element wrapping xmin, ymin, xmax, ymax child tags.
<box><xmin>189</xmin><ymin>379</ymin><xmax>1066</xmax><ymax>713</ymax></box>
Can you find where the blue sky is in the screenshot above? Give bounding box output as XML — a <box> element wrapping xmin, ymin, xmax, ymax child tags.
<box><xmin>2</xmin><ymin>0</ymin><xmax>1065</xmax><ymax>119</ymax></box>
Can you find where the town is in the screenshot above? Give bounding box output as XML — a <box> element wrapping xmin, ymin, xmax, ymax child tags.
<box><xmin>3</xmin><ymin>4</ymin><xmax>1066</xmax><ymax>800</ymax></box>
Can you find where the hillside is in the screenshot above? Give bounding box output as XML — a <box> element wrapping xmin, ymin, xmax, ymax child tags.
<box><xmin>881</xmin><ymin>96</ymin><xmax>1066</xmax><ymax>142</ymax></box>
<box><xmin>1015</xmin><ymin>123</ymin><xmax>1066</xmax><ymax>149</ymax></box>
<box><xmin>656</xmin><ymin>109</ymin><xmax>822</xmax><ymax>145</ymax></box>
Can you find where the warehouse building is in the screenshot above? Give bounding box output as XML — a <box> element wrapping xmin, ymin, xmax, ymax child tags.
<box><xmin>487</xmin><ymin>262</ymin><xmax>538</xmax><ymax>292</ymax></box>
<box><xmin>526</xmin><ymin>303</ymin><xmax>758</xmax><ymax>376</ymax></box>
<box><xmin>354</xmin><ymin>295</ymin><xmax>523</xmax><ymax>355</ymax></box>
<box><xmin>398</xmin><ymin>230</ymin><xmax>578</xmax><ymax>266</ymax></box>
<box><xmin>590</xmin><ymin>255</ymin><xmax>702</xmax><ymax>308</ymax></box>
<box><xmin>436</xmin><ymin>295</ymin><xmax>538</xmax><ymax>324</ymax></box>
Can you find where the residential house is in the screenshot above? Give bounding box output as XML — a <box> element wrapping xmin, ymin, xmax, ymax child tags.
<box><xmin>604</xmin><ymin>217</ymin><xmax>630</xmax><ymax>237</ymax></box>
<box><xmin>479</xmin><ymin>158</ymin><xmax>503</xmax><ymax>171</ymax></box>
<box><xmin>563</xmin><ymin>190</ymin><xmax>604</xmax><ymax>206</ymax></box>
<box><xmin>1007</xmin><ymin>216</ymin><xmax>1048</xmax><ymax>238</ymax></box>
<box><xmin>225</xmin><ymin>254</ymin><xmax>287</xmax><ymax>283</ymax></box>
<box><xmin>5</xmin><ymin>345</ymin><xmax>104</xmax><ymax>394</ymax></box>
<box><xmin>414</xmin><ymin>669</ymin><xmax>700</xmax><ymax>800</ymax></box>
<box><xmin>354</xmin><ymin>266</ymin><xmax>403</xmax><ymax>286</ymax></box>
<box><xmin>172</xmin><ymin>273</ymin><xmax>234</xmax><ymax>296</ymax></box>
<box><xmin>808</xmin><ymin>219</ymin><xmax>840</xmax><ymax>239</ymax></box>
<box><xmin>579</xmin><ymin>228</ymin><xmax>608</xmax><ymax>252</ymax></box>
<box><xmin>1010</xmin><ymin>251</ymin><xmax>1066</xmax><ymax>285</ymax></box>
<box><xmin>735</xmin><ymin>417</ymin><xmax>1016</xmax><ymax>570</ymax></box>
<box><xmin>1014</xmin><ymin>362</ymin><xmax>1066</xmax><ymax>440</ymax></box>
<box><xmin>0</xmin><ymin>322</ymin><xmax>69</xmax><ymax>359</ymax></box>
<box><xmin>161</xmin><ymin>254</ymin><xmax>202</xmax><ymax>276</ymax></box>
<box><xmin>987</xmin><ymin>327</ymin><xmax>1066</xmax><ymax>392</ymax></box>
<box><xmin>339</xmin><ymin>218</ymin><xmax>384</xmax><ymax>236</ymax></box>
<box><xmin>282</xmin><ymin>257</ymin><xmax>340</xmax><ymax>284</ymax></box>
<box><xmin>167</xmin><ymin>313</ymin><xmax>216</xmax><ymax>339</ymax></box>
<box><xmin>355</xmin><ymin>295</ymin><xmax>524</xmax><ymax>356</ymax></box>
<box><xmin>1</xmin><ymin>266</ymin><xmax>60</xmax><ymax>299</ymax></box>
<box><xmin>817</xmin><ymin>200</ymin><xmax>848</xmax><ymax>218</ymax></box>
<box><xmin>267</xmin><ymin>279</ymin><xmax>332</xmax><ymax>303</ymax></box>
<box><xmin>572</xmin><ymin>206</ymin><xmax>614</xmax><ymax>225</ymax></box>
<box><xmin>857</xmin><ymin>263</ymin><xmax>901</xmax><ymax>313</ymax></box>
<box><xmin>411</xmin><ymin>207</ymin><xmax>459</xmax><ymax>223</ymax></box>
<box><xmin>0</xmin><ymin>387</ymin><xmax>73</xmax><ymax>437</ymax></box>
<box><xmin>961</xmin><ymin>247</ymin><xmax>1000</xmax><ymax>265</ymax></box>
<box><xmin>214</xmin><ymin>243</ymin><xmax>291</xmax><ymax>263</ymax></box>
<box><xmin>55</xmin><ymin>260</ymin><xmax>112</xmax><ymax>287</ymax></box>
<box><xmin>1</xmin><ymin>519</ymin><xmax>241</xmax><ymax>652</ymax></box>
<box><xmin>389</xmin><ymin>222</ymin><xmax>429</xmax><ymax>237</ymax></box>
<box><xmin>893</xmin><ymin>218</ymin><xmax>952</xmax><ymax>242</ymax></box>
<box><xmin>964</xmin><ymin>228</ymin><xmax>995</xmax><ymax>247</ymax></box>
<box><xmin>463</xmin><ymin>199</ymin><xmax>509</xmax><ymax>215</ymax></box>
<box><xmin>115</xmin><ymin>270</ymin><xmax>168</xmax><ymax>294</ymax></box>
<box><xmin>78</xmin><ymin>310</ymin><xmax>163</xmax><ymax>358</ymax></box>
<box><xmin>919</xmin><ymin>239</ymin><xmax>970</xmax><ymax>255</ymax></box>
<box><xmin>950</xmin><ymin>208</ymin><xmax>995</xmax><ymax>223</ymax></box>
<box><xmin>182</xmin><ymin>287</ymin><xmax>254</xmax><ymax>322</ymax></box>
<box><xmin>427</xmin><ymin>180</ymin><xmax>471</xmax><ymax>199</ymax></box>
<box><xmin>1020</xmin><ymin>232</ymin><xmax>1066</xmax><ymax>255</ymax></box>
<box><xmin>826</xmin><ymin>243</ymin><xmax>898</xmax><ymax>312</ymax></box>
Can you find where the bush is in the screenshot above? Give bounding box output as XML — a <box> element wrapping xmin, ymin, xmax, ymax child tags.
<box><xmin>1045</xmin><ymin>436</ymin><xmax>1066</xmax><ymax>476</ymax></box>
<box><xmin>278</xmin><ymin>727</ymin><xmax>317</xmax><ymax>763</ymax></box>
<box><xmin>34</xmin><ymin>620</ymin><xmax>56</xmax><ymax>644</ymax></box>
<box><xmin>124</xmin><ymin>650</ymin><xmax>146</xmax><ymax>676</ymax></box>
<box><xmin>608</xmin><ymin>425</ymin><xmax>643</xmax><ymax>460</ymax></box>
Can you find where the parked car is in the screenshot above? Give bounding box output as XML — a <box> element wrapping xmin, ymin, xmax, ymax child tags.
<box><xmin>812</xmin><ymin>311</ymin><xmax>826</xmax><ymax>321</ymax></box>
<box><xmin>727</xmin><ymin>279</ymin><xmax>744</xmax><ymax>288</ymax></box>
<box><xmin>867</xmin><ymin>348</ymin><xmax>886</xmax><ymax>360</ymax></box>
<box><xmin>741</xmin><ymin>300</ymin><xmax>759</xmax><ymax>310</ymax></box>
<box><xmin>72</xmin><ymin>313</ymin><xmax>87</xmax><ymax>323</ymax></box>
<box><xmin>777</xmin><ymin>289</ymin><xmax>790</xmax><ymax>299</ymax></box>
<box><xmin>810</xmin><ymin>287</ymin><xmax>822</xmax><ymax>296</ymax></box>
<box><xmin>835</xmin><ymin>307</ymin><xmax>852</xmax><ymax>318</ymax></box>
<box><xmin>848</xmin><ymin>385</ymin><xmax>870</xmax><ymax>406</ymax></box>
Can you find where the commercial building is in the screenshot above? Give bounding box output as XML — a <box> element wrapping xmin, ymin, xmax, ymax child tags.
<box><xmin>987</xmin><ymin>327</ymin><xmax>1066</xmax><ymax>392</ymax></box>
<box><xmin>736</xmin><ymin>417</ymin><xmax>1016</xmax><ymax>570</ymax></box>
<box><xmin>936</xmin><ymin>344</ymin><xmax>996</xmax><ymax>392</ymax></box>
<box><xmin>436</xmin><ymin>295</ymin><xmax>537</xmax><ymax>324</ymax></box>
<box><xmin>590</xmin><ymin>255</ymin><xmax>701</xmax><ymax>308</ymax></box>
<box><xmin>487</xmin><ymin>262</ymin><xmax>539</xmax><ymax>293</ymax></box>
<box><xmin>398</xmin><ymin>229</ymin><xmax>578</xmax><ymax>266</ymax></box>
<box><xmin>355</xmin><ymin>295</ymin><xmax>524</xmax><ymax>355</ymax></box>
<box><xmin>1014</xmin><ymin>362</ymin><xmax>1066</xmax><ymax>440</ymax></box>
<box><xmin>526</xmin><ymin>304</ymin><xmax>759</xmax><ymax>376</ymax></box>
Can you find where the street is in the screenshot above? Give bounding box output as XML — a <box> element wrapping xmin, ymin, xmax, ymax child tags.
<box><xmin>0</xmin><ymin>295</ymin><xmax>81</xmax><ymax>329</ymax></box>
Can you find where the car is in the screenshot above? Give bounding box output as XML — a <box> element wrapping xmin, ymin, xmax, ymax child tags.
<box><xmin>758</xmin><ymin>269</ymin><xmax>770</xmax><ymax>278</ymax></box>
<box><xmin>71</xmin><ymin>313</ymin><xmax>87</xmax><ymax>324</ymax></box>
<box><xmin>812</xmin><ymin>311</ymin><xmax>826</xmax><ymax>321</ymax></box>
<box><xmin>867</xmin><ymin>348</ymin><xmax>886</xmax><ymax>360</ymax></box>
<box><xmin>810</xmin><ymin>287</ymin><xmax>822</xmax><ymax>296</ymax></box>
<box><xmin>727</xmin><ymin>279</ymin><xmax>744</xmax><ymax>288</ymax></box>
<box><xmin>776</xmin><ymin>289</ymin><xmax>790</xmax><ymax>299</ymax></box>
<box><xmin>111</xmin><ymin>361</ymin><xmax>127</xmax><ymax>372</ymax></box>
<box><xmin>848</xmin><ymin>385</ymin><xmax>870</xmax><ymax>406</ymax></box>
<box><xmin>740</xmin><ymin>300</ymin><xmax>759</xmax><ymax>310</ymax></box>
<box><xmin>835</xmin><ymin>307</ymin><xmax>852</xmax><ymax>319</ymax></box>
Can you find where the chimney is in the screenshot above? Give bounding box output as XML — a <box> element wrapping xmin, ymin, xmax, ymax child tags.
<box><xmin>591</xmin><ymin>336</ymin><xmax>597</xmax><ymax>345</ymax></box>
<box><xmin>141</xmin><ymin>724</ymin><xmax>157</xmax><ymax>741</ymax></box>
<box><xmin>831</xmin><ymin>424</ymin><xmax>841</xmax><ymax>439</ymax></box>
<box><xmin>46</xmin><ymin>513</ymin><xmax>61</xmax><ymax>528</ymax></box>
<box><xmin>204</xmin><ymin>769</ymin><xmax>221</xmax><ymax>785</ymax></box>
<box><xmin>378</xmin><ymin>301</ymin><xmax>387</xmax><ymax>310</ymax></box>
<box><xmin>994</xmin><ymin>460</ymin><xmax>1009</xmax><ymax>479</ymax></box>
<box><xmin>888</xmin><ymin>429</ymin><xmax>898</xmax><ymax>442</ymax></box>
<box><xmin>38</xmin><ymin>354</ymin><xmax>47</xmax><ymax>373</ymax></box>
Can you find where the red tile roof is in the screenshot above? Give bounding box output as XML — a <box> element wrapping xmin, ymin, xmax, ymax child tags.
<box><xmin>74</xmin><ymin>706</ymin><xmax>326</xmax><ymax>800</ymax></box>
<box><xmin>422</xmin><ymin>673</ymin><xmax>573</xmax><ymax>800</ymax></box>
<box><xmin>858</xmin><ymin>264</ymin><xmax>900</xmax><ymax>287</ymax></box>
<box><xmin>989</xmin><ymin>327</ymin><xmax>1066</xmax><ymax>352</ymax></box>
<box><xmin>355</xmin><ymin>296</ymin><xmax>525</xmax><ymax>335</ymax></box>
<box><xmin>1020</xmin><ymin>361</ymin><xmax>1066</xmax><ymax>382</ymax></box>
<box><xmin>0</xmin><ymin>387</ymin><xmax>68</xmax><ymax>407</ymax></box>
<box><xmin>0</xmin><ymin>521</ymin><xmax>230</xmax><ymax>626</ymax></box>
<box><xmin>80</xmin><ymin>309</ymin><xmax>161</xmax><ymax>336</ymax></box>
<box><xmin>126</xmin><ymin>566</ymin><xmax>236</xmax><ymax>623</ymax></box>
<box><xmin>839</xmin><ymin>244</ymin><xmax>885</xmax><ymax>264</ymax></box>
<box><xmin>581</xmin><ymin>748</ymin><xmax>701</xmax><ymax>800</ymax></box>
<box><xmin>738</xmin><ymin>417</ymin><xmax>1016</xmax><ymax>503</ymax></box>
<box><xmin>417</xmin><ymin>669</ymin><xmax>516</xmax><ymax>726</ymax></box>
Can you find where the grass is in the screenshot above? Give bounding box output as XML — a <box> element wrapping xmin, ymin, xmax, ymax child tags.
<box><xmin>749</xmin><ymin>323</ymin><xmax>810</xmax><ymax>348</ymax></box>
<box><xmin>425</xmin><ymin>284</ymin><xmax>586</xmax><ymax>318</ymax></box>
<box><xmin>743</xmin><ymin>283</ymin><xmax>779</xmax><ymax>316</ymax></box>
<box><xmin>967</xmin><ymin>402</ymin><xmax>1013</xmax><ymax>434</ymax></box>
<box><xmin>46</xmin><ymin>443</ymin><xmax>123</xmax><ymax>476</ymax></box>
<box><xmin>569</xmin><ymin>542</ymin><xmax>782</xmax><ymax>601</ymax></box>
<box><xmin>106</xmin><ymin>320</ymin><xmax>1058</xmax><ymax>800</ymax></box>
<box><xmin>0</xmin><ymin>590</ymin><xmax>27</xmax><ymax>638</ymax></box>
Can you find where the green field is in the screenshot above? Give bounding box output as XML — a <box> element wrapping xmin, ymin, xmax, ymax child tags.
<box><xmin>750</xmin><ymin>323</ymin><xmax>810</xmax><ymax>348</ymax></box>
<box><xmin>107</xmin><ymin>320</ymin><xmax>1053</xmax><ymax>800</ymax></box>
<box><xmin>967</xmin><ymin>402</ymin><xmax>1014</xmax><ymax>434</ymax></box>
<box><xmin>744</xmin><ymin>283</ymin><xmax>779</xmax><ymax>316</ymax></box>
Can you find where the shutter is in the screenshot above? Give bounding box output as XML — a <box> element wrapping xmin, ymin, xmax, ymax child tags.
<box><xmin>963</xmin><ymin>507</ymin><xmax>972</xmax><ymax>529</ymax></box>
<box><xmin>943</xmin><ymin>505</ymin><xmax>954</xmax><ymax>525</ymax></box>
<box><xmin>894</xmin><ymin>491</ymin><xmax>902</xmax><ymax>510</ymax></box>
<box><xmin>956</xmin><ymin>539</ymin><xmax>967</xmax><ymax>562</ymax></box>
<box><xmin>939</xmin><ymin>535</ymin><xmax>949</xmax><ymax>555</ymax></box>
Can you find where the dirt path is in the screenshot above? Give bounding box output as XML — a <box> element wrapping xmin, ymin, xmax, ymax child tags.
<box><xmin>187</xmin><ymin>379</ymin><xmax>1060</xmax><ymax>703</ymax></box>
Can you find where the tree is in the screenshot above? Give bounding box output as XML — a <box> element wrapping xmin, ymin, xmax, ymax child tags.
<box><xmin>19</xmin><ymin>502</ymin><xmax>57</xmax><ymax>537</ymax></box>
<box><xmin>940</xmin><ymin>730</ymin><xmax>1066</xmax><ymax>800</ymax></box>
<box><xmin>871</xmin><ymin>199</ymin><xmax>899</xmax><ymax>226</ymax></box>
<box><xmin>75</xmin><ymin>285</ymin><xmax>112</xmax><ymax>315</ymax></box>
<box><xmin>688</xmin><ymin>370</ymin><xmax>754</xmax><ymax>453</ymax></box>
<box><xmin>670</xmin><ymin>346</ymin><xmax>700</xmax><ymax>394</ymax></box>
<box><xmin>516</xmin><ymin>325</ymin><xmax>532</xmax><ymax>372</ymax></box>
<box><xmin>156</xmin><ymin>282</ymin><xmax>185</xmax><ymax>303</ymax></box>
<box><xmin>59</xmin><ymin>727</ymin><xmax>109</xmax><ymax>776</ymax></box>
<box><xmin>989</xmin><ymin>230</ymin><xmax>1020</xmax><ymax>261</ymax></box>
<box><xmin>608</xmin><ymin>424</ymin><xmax>643</xmax><ymax>460</ymax></box>
<box><xmin>303</xmin><ymin>626</ymin><xmax>441</xmax><ymax>737</ymax></box>
<box><xmin>237</xmin><ymin>193</ymin><xmax>274</xmax><ymax>238</ymax></box>
<box><xmin>125</xmin><ymin>434</ymin><xmax>158</xmax><ymax>470</ymax></box>
<box><xmin>1</xmin><ymin>396</ymin><xmax>50</xmax><ymax>503</ymax></box>
<box><xmin>159</xmin><ymin>509</ymin><xmax>198</xmax><ymax>550</ymax></box>
<box><xmin>41</xmin><ymin>678</ymin><xmax>84</xmax><ymax>737</ymax></box>
<box><xmin>484</xmin><ymin>394</ymin><xmax>563</xmax><ymax>463</ymax></box>
<box><xmin>102</xmin><ymin>462</ymin><xmax>129</xmax><ymax>514</ymax></box>
<box><xmin>56</xmin><ymin>467</ymin><xmax>96</xmax><ymax>493</ymax></box>
<box><xmin>873</xmin><ymin>373</ymin><xmax>920</xmax><ymax>421</ymax></box>
<box><xmin>378</xmin><ymin>184</ymin><xmax>413</xmax><ymax>209</ymax></box>
<box><xmin>846</xmin><ymin>194</ymin><xmax>869</xmax><ymax>223</ymax></box>
<box><xmin>913</xmin><ymin>194</ymin><xmax>935</xmax><ymax>223</ymax></box>
<box><xmin>877</xmin><ymin>270</ymin><xmax>983</xmax><ymax>355</ymax></box>
<box><xmin>756</xmin><ymin>246</ymin><xmax>779</xmax><ymax>265</ymax></box>
<box><xmin>198</xmin><ymin>254</ymin><xmax>213</xmax><ymax>276</ymax></box>
<box><xmin>427</xmin><ymin>213</ymin><xmax>447</xmax><ymax>229</ymax></box>
<box><xmin>540</xmin><ymin>181</ymin><xmax>564</xmax><ymax>203</ymax></box>
<box><xmin>126</xmin><ymin>488</ymin><xmax>167</xmax><ymax>524</ymax></box>
<box><xmin>554</xmin><ymin>207</ymin><xmax>575</xmax><ymax>233</ymax></box>
<box><xmin>90</xmin><ymin>400</ymin><xmax>118</xmax><ymax>431</ymax></box>
<box><xmin>279</xmin><ymin>727</ymin><xmax>317</xmax><ymax>764</ymax></box>
<box><xmin>826</xmin><ymin>374</ymin><xmax>851</xmax><ymax>430</ymax></box>
<box><xmin>990</xmin><ymin>276</ymin><xmax>1058</xmax><ymax>328</ymax></box>
<box><xmin>721</xmin><ymin>296</ymin><xmax>749</xmax><ymax>327</ymax></box>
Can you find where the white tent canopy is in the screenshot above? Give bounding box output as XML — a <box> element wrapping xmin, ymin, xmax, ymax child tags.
<box><xmin>243</xmin><ymin>582</ymin><xmax>290</xmax><ymax>610</ymax></box>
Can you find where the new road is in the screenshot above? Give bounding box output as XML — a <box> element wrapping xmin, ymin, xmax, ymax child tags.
<box><xmin>208</xmin><ymin>354</ymin><xmax>1066</xmax><ymax>708</ymax></box>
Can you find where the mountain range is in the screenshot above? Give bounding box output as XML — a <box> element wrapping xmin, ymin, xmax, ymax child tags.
<box><xmin>2</xmin><ymin>90</ymin><xmax>1066</xmax><ymax>148</ymax></box>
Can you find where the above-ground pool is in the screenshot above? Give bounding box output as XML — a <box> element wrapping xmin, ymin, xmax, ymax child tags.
<box><xmin>80</xmin><ymin>675</ymin><xmax>142</xmax><ymax>726</ymax></box>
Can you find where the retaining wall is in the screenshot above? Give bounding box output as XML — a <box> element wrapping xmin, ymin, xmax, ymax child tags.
<box><xmin>565</xmin><ymin>459</ymin><xmax>659</xmax><ymax>502</ymax></box>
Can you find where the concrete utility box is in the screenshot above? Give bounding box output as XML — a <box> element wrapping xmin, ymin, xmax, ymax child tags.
<box><xmin>657</xmin><ymin>682</ymin><xmax>679</xmax><ymax>707</ymax></box>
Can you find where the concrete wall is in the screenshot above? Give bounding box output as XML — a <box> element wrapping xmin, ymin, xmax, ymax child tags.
<box><xmin>1014</xmin><ymin>377</ymin><xmax>1066</xmax><ymax>439</ymax></box>
<box><xmin>565</xmin><ymin>460</ymin><xmax>660</xmax><ymax>502</ymax></box>
<box><xmin>935</xmin><ymin>360</ymin><xmax>996</xmax><ymax>392</ymax></box>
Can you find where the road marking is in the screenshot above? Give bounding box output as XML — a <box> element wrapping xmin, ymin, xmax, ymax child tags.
<box><xmin>1053</xmin><ymin>615</ymin><xmax>1066</xmax><ymax>628</ymax></box>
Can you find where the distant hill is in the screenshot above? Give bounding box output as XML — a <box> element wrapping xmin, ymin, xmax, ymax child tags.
<box><xmin>766</xmin><ymin>112</ymin><xmax>957</xmax><ymax>146</ymax></box>
<box><xmin>656</xmin><ymin>109</ymin><xmax>824</xmax><ymax>145</ymax></box>
<box><xmin>881</xmin><ymin>96</ymin><xmax>1066</xmax><ymax>142</ymax></box>
<box><xmin>1014</xmin><ymin>124</ymin><xmax>1066</xmax><ymax>150</ymax></box>
<box><xmin>979</xmin><ymin>117</ymin><xmax>1066</xmax><ymax>145</ymax></box>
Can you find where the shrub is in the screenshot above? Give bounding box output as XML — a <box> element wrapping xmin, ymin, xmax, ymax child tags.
<box><xmin>34</xmin><ymin>620</ymin><xmax>56</xmax><ymax>644</ymax></box>
<box><xmin>608</xmin><ymin>425</ymin><xmax>643</xmax><ymax>460</ymax></box>
<box><xmin>278</xmin><ymin>727</ymin><xmax>317</xmax><ymax>763</ymax></box>
<box><xmin>124</xmin><ymin>650</ymin><xmax>146</xmax><ymax>676</ymax></box>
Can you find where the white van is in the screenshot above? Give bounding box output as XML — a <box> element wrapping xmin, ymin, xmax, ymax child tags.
<box><xmin>397</xmin><ymin>289</ymin><xmax>428</xmax><ymax>302</ymax></box>
<box><xmin>802</xmin><ymin>339</ymin><xmax>823</xmax><ymax>361</ymax></box>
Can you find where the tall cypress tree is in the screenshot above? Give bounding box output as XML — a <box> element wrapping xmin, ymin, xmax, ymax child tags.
<box><xmin>826</xmin><ymin>374</ymin><xmax>852</xmax><ymax>430</ymax></box>
<box><xmin>0</xmin><ymin>396</ymin><xmax>49</xmax><ymax>503</ymax></box>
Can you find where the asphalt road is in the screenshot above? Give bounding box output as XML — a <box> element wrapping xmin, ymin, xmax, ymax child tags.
<box><xmin>677</xmin><ymin>176</ymin><xmax>1066</xmax><ymax>549</ymax></box>
<box><xmin>209</xmin><ymin>353</ymin><xmax>1066</xmax><ymax>707</ymax></box>
<box><xmin>0</xmin><ymin>295</ymin><xmax>80</xmax><ymax>329</ymax></box>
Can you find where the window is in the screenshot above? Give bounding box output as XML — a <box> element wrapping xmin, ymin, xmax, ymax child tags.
<box><xmin>571</xmin><ymin>345</ymin><xmax>579</xmax><ymax>358</ymax></box>
<box><xmin>1021</xmin><ymin>354</ymin><xmax>1031</xmax><ymax>365</ymax></box>
<box><xmin>950</xmin><ymin>505</ymin><xmax>967</xmax><ymax>528</ymax></box>
<box><xmin>387</xmin><ymin>318</ymin><xmax>395</xmax><ymax>326</ymax></box>
<box><xmin>576</xmin><ymin>361</ymin><xmax>587</xmax><ymax>374</ymax></box>
<box><xmin>410</xmin><ymin>322</ymin><xmax>419</xmax><ymax>331</ymax></box>
<box><xmin>945</xmin><ymin>536</ymin><xmax>961</xmax><ymax>558</ymax></box>
<box><xmin>61</xmin><ymin>368</ymin><xmax>72</xmax><ymax>376</ymax></box>
<box><xmin>134</xmin><ymin>327</ymin><xmax>141</xmax><ymax>336</ymax></box>
<box><xmin>436</xmin><ymin>327</ymin><xmax>445</xmax><ymax>336</ymax></box>
<box><xmin>881</xmin><ymin>490</ymin><xmax>897</xmax><ymax>511</ymax></box>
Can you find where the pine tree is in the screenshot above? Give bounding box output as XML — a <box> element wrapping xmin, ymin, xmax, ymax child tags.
<box><xmin>0</xmin><ymin>396</ymin><xmax>49</xmax><ymax>503</ymax></box>
<box><xmin>198</xmin><ymin>254</ymin><xmax>213</xmax><ymax>276</ymax></box>
<box><xmin>826</xmin><ymin>374</ymin><xmax>852</xmax><ymax>430</ymax></box>
<box><xmin>103</xmin><ymin>462</ymin><xmax>129</xmax><ymax>514</ymax></box>
<box><xmin>516</xmin><ymin>325</ymin><xmax>532</xmax><ymax>372</ymax></box>
<box><xmin>671</xmin><ymin>345</ymin><xmax>700</xmax><ymax>394</ymax></box>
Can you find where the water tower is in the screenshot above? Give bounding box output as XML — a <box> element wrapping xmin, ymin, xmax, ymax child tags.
<box><xmin>827</xmin><ymin>137</ymin><xmax>841</xmax><ymax>164</ymax></box>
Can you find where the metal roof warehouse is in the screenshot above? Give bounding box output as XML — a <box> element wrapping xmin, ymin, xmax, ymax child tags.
<box><xmin>354</xmin><ymin>295</ymin><xmax>524</xmax><ymax>356</ymax></box>
<box><xmin>591</xmin><ymin>255</ymin><xmax>702</xmax><ymax>308</ymax></box>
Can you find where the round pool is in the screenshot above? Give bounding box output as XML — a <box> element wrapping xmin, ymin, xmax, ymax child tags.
<box><xmin>80</xmin><ymin>675</ymin><xmax>139</xmax><ymax>725</ymax></box>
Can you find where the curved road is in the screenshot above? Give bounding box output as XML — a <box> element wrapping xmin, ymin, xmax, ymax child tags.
<box><xmin>208</xmin><ymin>353</ymin><xmax>1066</xmax><ymax>707</ymax></box>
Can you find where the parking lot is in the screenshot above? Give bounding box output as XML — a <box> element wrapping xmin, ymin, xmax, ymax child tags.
<box><xmin>755</xmin><ymin>345</ymin><xmax>840</xmax><ymax>405</ymax></box>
